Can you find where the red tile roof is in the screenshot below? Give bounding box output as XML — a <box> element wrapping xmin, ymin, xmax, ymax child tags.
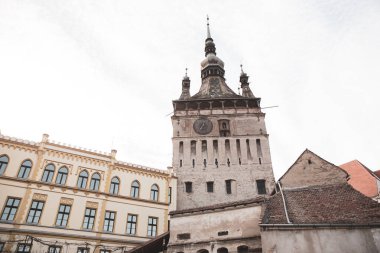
<box><xmin>340</xmin><ymin>160</ymin><xmax>379</xmax><ymax>198</ymax></box>
<box><xmin>262</xmin><ymin>184</ymin><xmax>380</xmax><ymax>225</ymax></box>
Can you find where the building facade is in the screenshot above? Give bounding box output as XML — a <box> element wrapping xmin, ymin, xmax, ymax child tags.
<box><xmin>0</xmin><ymin>133</ymin><xmax>176</xmax><ymax>253</ymax></box>
<box><xmin>261</xmin><ymin>150</ymin><xmax>380</xmax><ymax>253</ymax></box>
<box><xmin>340</xmin><ymin>160</ymin><xmax>380</xmax><ymax>202</ymax></box>
<box><xmin>168</xmin><ymin>20</ymin><xmax>276</xmax><ymax>253</ymax></box>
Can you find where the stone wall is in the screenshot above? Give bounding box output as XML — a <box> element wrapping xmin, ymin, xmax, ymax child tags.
<box><xmin>261</xmin><ymin>228</ymin><xmax>380</xmax><ymax>253</ymax></box>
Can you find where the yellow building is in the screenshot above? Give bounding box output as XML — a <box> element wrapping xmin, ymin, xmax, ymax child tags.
<box><xmin>0</xmin><ymin>133</ymin><xmax>176</xmax><ymax>253</ymax></box>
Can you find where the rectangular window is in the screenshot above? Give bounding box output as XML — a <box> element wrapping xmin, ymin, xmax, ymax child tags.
<box><xmin>147</xmin><ymin>217</ymin><xmax>157</xmax><ymax>237</ymax></box>
<box><xmin>55</xmin><ymin>204</ymin><xmax>71</xmax><ymax>227</ymax></box>
<box><xmin>207</xmin><ymin>181</ymin><xmax>214</xmax><ymax>193</ymax></box>
<box><xmin>16</xmin><ymin>244</ymin><xmax>31</xmax><ymax>253</ymax></box>
<box><xmin>1</xmin><ymin>197</ymin><xmax>21</xmax><ymax>221</ymax></box>
<box><xmin>26</xmin><ymin>200</ymin><xmax>44</xmax><ymax>224</ymax></box>
<box><xmin>256</xmin><ymin>180</ymin><xmax>267</xmax><ymax>194</ymax></box>
<box><xmin>256</xmin><ymin>139</ymin><xmax>263</xmax><ymax>157</ymax></box>
<box><xmin>48</xmin><ymin>246</ymin><xmax>62</xmax><ymax>253</ymax></box>
<box><xmin>0</xmin><ymin>242</ymin><xmax>4</xmax><ymax>253</ymax></box>
<box><xmin>100</xmin><ymin>250</ymin><xmax>111</xmax><ymax>253</ymax></box>
<box><xmin>103</xmin><ymin>211</ymin><xmax>116</xmax><ymax>232</ymax></box>
<box><xmin>126</xmin><ymin>214</ymin><xmax>137</xmax><ymax>235</ymax></box>
<box><xmin>168</xmin><ymin>187</ymin><xmax>172</xmax><ymax>204</ymax></box>
<box><xmin>225</xmin><ymin>180</ymin><xmax>232</xmax><ymax>194</ymax></box>
<box><xmin>82</xmin><ymin>208</ymin><xmax>96</xmax><ymax>230</ymax></box>
<box><xmin>185</xmin><ymin>182</ymin><xmax>192</xmax><ymax>193</ymax></box>
<box><xmin>77</xmin><ymin>248</ymin><xmax>89</xmax><ymax>253</ymax></box>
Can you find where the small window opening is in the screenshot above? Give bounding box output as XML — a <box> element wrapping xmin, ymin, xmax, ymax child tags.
<box><xmin>215</xmin><ymin>159</ymin><xmax>218</xmax><ymax>168</ymax></box>
<box><xmin>179</xmin><ymin>160</ymin><xmax>183</xmax><ymax>167</ymax></box>
<box><xmin>239</xmin><ymin>158</ymin><xmax>241</xmax><ymax>165</ymax></box>
<box><xmin>203</xmin><ymin>159</ymin><xmax>207</xmax><ymax>167</ymax></box>
<box><xmin>256</xmin><ymin>180</ymin><xmax>267</xmax><ymax>194</ymax></box>
<box><xmin>185</xmin><ymin>182</ymin><xmax>192</xmax><ymax>193</ymax></box>
<box><xmin>259</xmin><ymin>157</ymin><xmax>262</xmax><ymax>164</ymax></box>
<box><xmin>207</xmin><ymin>181</ymin><xmax>214</xmax><ymax>192</ymax></box>
<box><xmin>192</xmin><ymin>159</ymin><xmax>195</xmax><ymax>168</ymax></box>
<box><xmin>227</xmin><ymin>158</ymin><xmax>230</xmax><ymax>167</ymax></box>
<box><xmin>225</xmin><ymin>180</ymin><xmax>232</xmax><ymax>194</ymax></box>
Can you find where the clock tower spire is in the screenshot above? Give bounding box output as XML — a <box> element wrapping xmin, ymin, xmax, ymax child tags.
<box><xmin>171</xmin><ymin>19</ymin><xmax>275</xmax><ymax>211</ymax></box>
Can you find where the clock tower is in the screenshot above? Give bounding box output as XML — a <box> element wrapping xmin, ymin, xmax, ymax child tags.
<box><xmin>171</xmin><ymin>20</ymin><xmax>275</xmax><ymax>210</ymax></box>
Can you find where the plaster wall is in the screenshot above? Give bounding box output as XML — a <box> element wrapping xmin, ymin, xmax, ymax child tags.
<box><xmin>261</xmin><ymin>228</ymin><xmax>380</xmax><ymax>253</ymax></box>
<box><xmin>168</xmin><ymin>205</ymin><xmax>262</xmax><ymax>253</ymax></box>
<box><xmin>172</xmin><ymin>111</ymin><xmax>275</xmax><ymax>210</ymax></box>
<box><xmin>280</xmin><ymin>151</ymin><xmax>347</xmax><ymax>189</ymax></box>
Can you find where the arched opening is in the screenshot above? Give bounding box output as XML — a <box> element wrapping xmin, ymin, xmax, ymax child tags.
<box><xmin>217</xmin><ymin>248</ymin><xmax>228</xmax><ymax>253</ymax></box>
<box><xmin>197</xmin><ymin>250</ymin><xmax>209</xmax><ymax>253</ymax></box>
<box><xmin>237</xmin><ymin>245</ymin><xmax>249</xmax><ymax>253</ymax></box>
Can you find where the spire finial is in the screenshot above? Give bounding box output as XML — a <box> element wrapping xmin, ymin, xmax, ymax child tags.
<box><xmin>240</xmin><ymin>64</ymin><xmax>245</xmax><ymax>74</ymax></box>
<box><xmin>185</xmin><ymin>67</ymin><xmax>188</xmax><ymax>77</ymax></box>
<box><xmin>207</xmin><ymin>15</ymin><xmax>211</xmax><ymax>39</ymax></box>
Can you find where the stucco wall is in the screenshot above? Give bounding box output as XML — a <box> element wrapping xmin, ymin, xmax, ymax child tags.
<box><xmin>168</xmin><ymin>205</ymin><xmax>262</xmax><ymax>253</ymax></box>
<box><xmin>261</xmin><ymin>228</ymin><xmax>380</xmax><ymax>253</ymax></box>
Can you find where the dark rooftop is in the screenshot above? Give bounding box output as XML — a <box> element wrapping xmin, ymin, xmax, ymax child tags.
<box><xmin>262</xmin><ymin>183</ymin><xmax>380</xmax><ymax>225</ymax></box>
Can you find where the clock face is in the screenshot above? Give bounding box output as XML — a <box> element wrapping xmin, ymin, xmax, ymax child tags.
<box><xmin>193</xmin><ymin>118</ymin><xmax>213</xmax><ymax>135</ymax></box>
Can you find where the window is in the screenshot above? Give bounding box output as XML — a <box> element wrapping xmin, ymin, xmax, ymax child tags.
<box><xmin>126</xmin><ymin>214</ymin><xmax>137</xmax><ymax>235</ymax></box>
<box><xmin>147</xmin><ymin>217</ymin><xmax>158</xmax><ymax>236</ymax></box>
<box><xmin>77</xmin><ymin>170</ymin><xmax>89</xmax><ymax>189</ymax></box>
<box><xmin>55</xmin><ymin>204</ymin><xmax>71</xmax><ymax>227</ymax></box>
<box><xmin>0</xmin><ymin>242</ymin><xmax>4</xmax><ymax>252</ymax></box>
<box><xmin>16</xmin><ymin>244</ymin><xmax>31</xmax><ymax>253</ymax></box>
<box><xmin>185</xmin><ymin>182</ymin><xmax>192</xmax><ymax>193</ymax></box>
<box><xmin>256</xmin><ymin>180</ymin><xmax>267</xmax><ymax>194</ymax></box>
<box><xmin>131</xmin><ymin>180</ymin><xmax>140</xmax><ymax>198</ymax></box>
<box><xmin>168</xmin><ymin>187</ymin><xmax>172</xmax><ymax>204</ymax></box>
<box><xmin>103</xmin><ymin>211</ymin><xmax>115</xmax><ymax>232</ymax></box>
<box><xmin>48</xmin><ymin>246</ymin><xmax>62</xmax><ymax>253</ymax></box>
<box><xmin>256</xmin><ymin>139</ymin><xmax>263</xmax><ymax>157</ymax></box>
<box><xmin>237</xmin><ymin>245</ymin><xmax>249</xmax><ymax>253</ymax></box>
<box><xmin>89</xmin><ymin>173</ymin><xmax>100</xmax><ymax>191</ymax></box>
<box><xmin>1</xmin><ymin>197</ymin><xmax>21</xmax><ymax>221</ymax></box>
<box><xmin>207</xmin><ymin>181</ymin><xmax>214</xmax><ymax>192</ymax></box>
<box><xmin>17</xmin><ymin>160</ymin><xmax>32</xmax><ymax>179</ymax></box>
<box><xmin>99</xmin><ymin>250</ymin><xmax>111</xmax><ymax>253</ymax></box>
<box><xmin>41</xmin><ymin>164</ymin><xmax>55</xmax><ymax>183</ymax></box>
<box><xmin>109</xmin><ymin>177</ymin><xmax>119</xmax><ymax>195</ymax></box>
<box><xmin>55</xmin><ymin>167</ymin><xmax>68</xmax><ymax>185</ymax></box>
<box><xmin>0</xmin><ymin>155</ymin><xmax>9</xmax><ymax>175</ymax></box>
<box><xmin>150</xmin><ymin>184</ymin><xmax>159</xmax><ymax>201</ymax></box>
<box><xmin>77</xmin><ymin>248</ymin><xmax>89</xmax><ymax>253</ymax></box>
<box><xmin>225</xmin><ymin>180</ymin><xmax>232</xmax><ymax>194</ymax></box>
<box><xmin>26</xmin><ymin>200</ymin><xmax>45</xmax><ymax>224</ymax></box>
<box><xmin>82</xmin><ymin>208</ymin><xmax>96</xmax><ymax>230</ymax></box>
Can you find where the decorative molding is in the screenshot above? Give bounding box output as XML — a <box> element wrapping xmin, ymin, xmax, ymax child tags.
<box><xmin>32</xmin><ymin>193</ymin><xmax>47</xmax><ymax>201</ymax></box>
<box><xmin>86</xmin><ymin>201</ymin><xmax>99</xmax><ymax>209</ymax></box>
<box><xmin>60</xmin><ymin>197</ymin><xmax>74</xmax><ymax>205</ymax></box>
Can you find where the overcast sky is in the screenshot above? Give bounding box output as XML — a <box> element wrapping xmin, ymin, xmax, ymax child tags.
<box><xmin>1</xmin><ymin>0</ymin><xmax>379</xmax><ymax>179</ymax></box>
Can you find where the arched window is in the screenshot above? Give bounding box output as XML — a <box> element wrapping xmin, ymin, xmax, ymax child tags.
<box><xmin>150</xmin><ymin>184</ymin><xmax>159</xmax><ymax>201</ymax></box>
<box><xmin>131</xmin><ymin>180</ymin><xmax>140</xmax><ymax>198</ymax></box>
<box><xmin>0</xmin><ymin>155</ymin><xmax>9</xmax><ymax>175</ymax></box>
<box><xmin>237</xmin><ymin>246</ymin><xmax>249</xmax><ymax>253</ymax></box>
<box><xmin>41</xmin><ymin>164</ymin><xmax>55</xmax><ymax>183</ymax></box>
<box><xmin>77</xmin><ymin>170</ymin><xmax>88</xmax><ymax>189</ymax></box>
<box><xmin>109</xmin><ymin>177</ymin><xmax>120</xmax><ymax>195</ymax></box>
<box><xmin>89</xmin><ymin>173</ymin><xmax>100</xmax><ymax>191</ymax></box>
<box><xmin>217</xmin><ymin>248</ymin><xmax>228</xmax><ymax>253</ymax></box>
<box><xmin>55</xmin><ymin>167</ymin><xmax>68</xmax><ymax>185</ymax></box>
<box><xmin>197</xmin><ymin>250</ymin><xmax>209</xmax><ymax>253</ymax></box>
<box><xmin>17</xmin><ymin>160</ymin><xmax>32</xmax><ymax>179</ymax></box>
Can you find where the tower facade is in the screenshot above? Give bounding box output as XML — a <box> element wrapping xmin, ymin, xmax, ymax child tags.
<box><xmin>171</xmin><ymin>21</ymin><xmax>275</xmax><ymax>210</ymax></box>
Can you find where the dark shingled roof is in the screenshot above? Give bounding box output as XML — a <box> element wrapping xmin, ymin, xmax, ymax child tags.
<box><xmin>262</xmin><ymin>183</ymin><xmax>380</xmax><ymax>225</ymax></box>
